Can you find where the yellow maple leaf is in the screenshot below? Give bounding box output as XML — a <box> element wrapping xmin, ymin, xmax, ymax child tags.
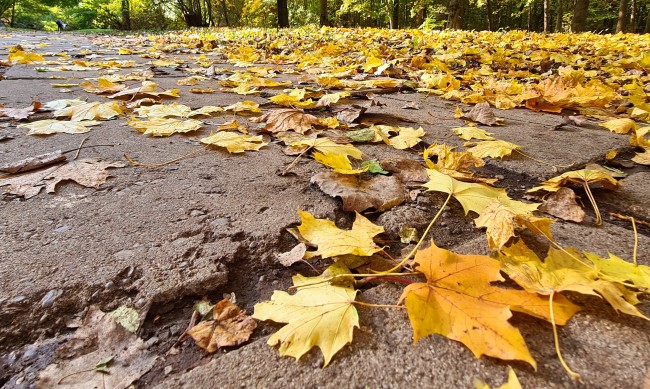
<box><xmin>18</xmin><ymin>120</ymin><xmax>101</xmax><ymax>135</ymax></box>
<box><xmin>474</xmin><ymin>368</ymin><xmax>522</xmax><ymax>389</ymax></box>
<box><xmin>109</xmin><ymin>81</ymin><xmax>179</xmax><ymax>99</ymax></box>
<box><xmin>423</xmin><ymin>169</ymin><xmax>538</xmax><ymax>216</ymax></box>
<box><xmin>176</xmin><ymin>76</ymin><xmax>207</xmax><ymax>86</ymax></box>
<box><xmin>528</xmin><ymin>169</ymin><xmax>619</xmax><ymax>193</ymax></box>
<box><xmin>452</xmin><ymin>127</ymin><xmax>495</xmax><ymax>141</ymax></box>
<box><xmin>600</xmin><ymin>118</ymin><xmax>639</xmax><ymax>134</ymax></box>
<box><xmin>474</xmin><ymin>200</ymin><xmax>551</xmax><ymax>249</ymax></box>
<box><xmin>583</xmin><ymin>252</ymin><xmax>650</xmax><ymax>290</ymax></box>
<box><xmin>134</xmin><ymin>103</ymin><xmax>192</xmax><ymax>118</ymax></box>
<box><xmin>230</xmin><ymin>84</ymin><xmax>260</xmax><ymax>95</ymax></box>
<box><xmin>362</xmin><ymin>56</ymin><xmax>383</xmax><ymax>72</ymax></box>
<box><xmin>632</xmin><ymin>148</ymin><xmax>650</xmax><ymax>165</ymax></box>
<box><xmin>224</xmin><ymin>100</ymin><xmax>261</xmax><ymax>114</ymax></box>
<box><xmin>297</xmin><ymin>210</ymin><xmax>383</xmax><ymax>259</ymax></box>
<box><xmin>217</xmin><ymin>119</ymin><xmax>248</xmax><ymax>133</ymax></box>
<box><xmin>292</xmin><ymin>138</ymin><xmax>363</xmax><ymax>160</ymax></box>
<box><xmin>200</xmin><ymin>131</ymin><xmax>268</xmax><ymax>153</ymax></box>
<box><xmin>465</xmin><ymin>140</ymin><xmax>521</xmax><ymax>159</ymax></box>
<box><xmin>498</xmin><ymin>241</ymin><xmax>647</xmax><ymax>320</ymax></box>
<box><xmin>630</xmin><ymin>127</ymin><xmax>649</xmax><ymax>148</ymax></box>
<box><xmin>312</xmin><ymin>151</ymin><xmax>367</xmax><ymax>174</ymax></box>
<box><xmin>188</xmin><ymin>106</ymin><xmax>225</xmax><ymax>117</ymax></box>
<box><xmin>270</xmin><ymin>92</ymin><xmax>315</xmax><ymax>109</ymax></box>
<box><xmin>388</xmin><ymin>127</ymin><xmax>426</xmax><ymax>150</ymax></box>
<box><xmin>128</xmin><ymin>117</ymin><xmax>202</xmax><ymax>136</ymax></box>
<box><xmin>254</xmin><ymin>108</ymin><xmax>320</xmax><ymax>134</ymax></box>
<box><xmin>8</xmin><ymin>48</ymin><xmax>44</xmax><ymax>64</ymax></box>
<box><xmin>401</xmin><ymin>242</ymin><xmax>579</xmax><ymax>367</ymax></box>
<box><xmin>54</xmin><ymin>101</ymin><xmax>123</xmax><ymax>122</ymax></box>
<box><xmin>252</xmin><ymin>264</ymin><xmax>359</xmax><ymax>367</ymax></box>
<box><xmin>80</xmin><ymin>78</ymin><xmax>126</xmax><ymax>94</ymax></box>
<box><xmin>189</xmin><ymin>87</ymin><xmax>214</xmax><ymax>94</ymax></box>
<box><xmin>315</xmin><ymin>92</ymin><xmax>350</xmax><ymax>108</ymax></box>
<box><xmin>422</xmin><ymin>143</ymin><xmax>491</xmax><ymax>183</ymax></box>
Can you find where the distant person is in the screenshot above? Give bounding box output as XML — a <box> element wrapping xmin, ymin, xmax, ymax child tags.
<box><xmin>55</xmin><ymin>19</ymin><xmax>66</xmax><ymax>31</ymax></box>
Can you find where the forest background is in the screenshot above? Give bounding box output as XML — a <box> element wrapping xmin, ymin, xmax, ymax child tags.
<box><xmin>0</xmin><ymin>0</ymin><xmax>649</xmax><ymax>35</ymax></box>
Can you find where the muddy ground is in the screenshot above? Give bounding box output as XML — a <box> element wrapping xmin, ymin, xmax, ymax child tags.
<box><xmin>0</xmin><ymin>31</ymin><xmax>649</xmax><ymax>389</ymax></box>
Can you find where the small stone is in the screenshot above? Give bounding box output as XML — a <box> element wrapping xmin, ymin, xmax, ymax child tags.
<box><xmin>53</xmin><ymin>225</ymin><xmax>70</xmax><ymax>234</ymax></box>
<box><xmin>90</xmin><ymin>290</ymin><xmax>100</xmax><ymax>301</ymax></box>
<box><xmin>104</xmin><ymin>281</ymin><xmax>115</xmax><ymax>290</ymax></box>
<box><xmin>9</xmin><ymin>296</ymin><xmax>26</xmax><ymax>304</ymax></box>
<box><xmin>178</xmin><ymin>261</ymin><xmax>189</xmax><ymax>268</ymax></box>
<box><xmin>145</xmin><ymin>337</ymin><xmax>160</xmax><ymax>348</ymax></box>
<box><xmin>190</xmin><ymin>209</ymin><xmax>205</xmax><ymax>217</ymax></box>
<box><xmin>164</xmin><ymin>365</ymin><xmax>173</xmax><ymax>375</ymax></box>
<box><xmin>41</xmin><ymin>289</ymin><xmax>63</xmax><ymax>308</ymax></box>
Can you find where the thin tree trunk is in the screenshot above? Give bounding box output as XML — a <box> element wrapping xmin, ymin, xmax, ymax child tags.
<box><xmin>555</xmin><ymin>0</ymin><xmax>563</xmax><ymax>31</ymax></box>
<box><xmin>628</xmin><ymin>0</ymin><xmax>635</xmax><ymax>32</ymax></box>
<box><xmin>10</xmin><ymin>0</ymin><xmax>15</xmax><ymax>27</ymax></box>
<box><xmin>543</xmin><ymin>0</ymin><xmax>549</xmax><ymax>32</ymax></box>
<box><xmin>646</xmin><ymin>6</ymin><xmax>650</xmax><ymax>32</ymax></box>
<box><xmin>527</xmin><ymin>1</ymin><xmax>532</xmax><ymax>30</ymax></box>
<box><xmin>320</xmin><ymin>0</ymin><xmax>328</xmax><ymax>26</ymax></box>
<box><xmin>391</xmin><ymin>0</ymin><xmax>399</xmax><ymax>28</ymax></box>
<box><xmin>486</xmin><ymin>0</ymin><xmax>493</xmax><ymax>30</ymax></box>
<box><xmin>277</xmin><ymin>0</ymin><xmax>289</xmax><ymax>27</ymax></box>
<box><xmin>448</xmin><ymin>0</ymin><xmax>463</xmax><ymax>29</ymax></box>
<box><xmin>616</xmin><ymin>0</ymin><xmax>627</xmax><ymax>32</ymax></box>
<box><xmin>571</xmin><ymin>0</ymin><xmax>589</xmax><ymax>32</ymax></box>
<box><xmin>220</xmin><ymin>0</ymin><xmax>230</xmax><ymax>26</ymax></box>
<box><xmin>121</xmin><ymin>0</ymin><xmax>131</xmax><ymax>30</ymax></box>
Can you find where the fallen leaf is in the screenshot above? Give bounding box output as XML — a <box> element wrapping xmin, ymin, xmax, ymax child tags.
<box><xmin>538</xmin><ymin>187</ymin><xmax>586</xmax><ymax>222</ymax></box>
<box><xmin>465</xmin><ymin>140</ymin><xmax>521</xmax><ymax>159</ymax></box>
<box><xmin>380</xmin><ymin>158</ymin><xmax>429</xmax><ymax>184</ymax></box>
<box><xmin>187</xmin><ymin>299</ymin><xmax>257</xmax><ymax>353</ymax></box>
<box><xmin>128</xmin><ymin>117</ymin><xmax>202</xmax><ymax>136</ymax></box>
<box><xmin>401</xmin><ymin>242</ymin><xmax>579</xmax><ymax>367</ymax></box>
<box><xmin>311</xmin><ymin>171</ymin><xmax>407</xmax><ymax>212</ymax></box>
<box><xmin>313</xmin><ymin>151</ymin><xmax>367</xmax><ymax>174</ymax></box>
<box><xmin>200</xmin><ymin>131</ymin><xmax>268</xmax><ymax>153</ymax></box>
<box><xmin>387</xmin><ymin>126</ymin><xmax>426</xmax><ymax>149</ymax></box>
<box><xmin>189</xmin><ymin>106</ymin><xmax>225</xmax><ymax>117</ymax></box>
<box><xmin>474</xmin><ymin>200</ymin><xmax>552</xmax><ymax>249</ymax></box>
<box><xmin>528</xmin><ymin>169</ymin><xmax>620</xmax><ymax>193</ymax></box>
<box><xmin>109</xmin><ymin>81</ymin><xmax>180</xmax><ymax>100</ymax></box>
<box><xmin>0</xmin><ymin>158</ymin><xmax>124</xmax><ymax>199</ymax></box>
<box><xmin>452</xmin><ymin>126</ymin><xmax>495</xmax><ymax>141</ymax></box>
<box><xmin>54</xmin><ymin>101</ymin><xmax>123</xmax><ymax>121</ymax></box>
<box><xmin>276</xmin><ymin>243</ymin><xmax>308</xmax><ymax>267</ymax></box>
<box><xmin>216</xmin><ymin>119</ymin><xmax>248</xmax><ymax>133</ymax></box>
<box><xmin>80</xmin><ymin>78</ymin><xmax>126</xmax><ymax>94</ymax></box>
<box><xmin>134</xmin><ymin>103</ymin><xmax>192</xmax><ymax>118</ymax></box>
<box><xmin>291</xmin><ymin>138</ymin><xmax>363</xmax><ymax>160</ymax></box>
<box><xmin>315</xmin><ymin>92</ymin><xmax>350</xmax><ymax>108</ymax></box>
<box><xmin>253</xmin><ymin>108</ymin><xmax>321</xmax><ymax>134</ymax></box>
<box><xmin>600</xmin><ymin>118</ymin><xmax>638</xmax><ymax>134</ymax></box>
<box><xmin>18</xmin><ymin>120</ymin><xmax>101</xmax><ymax>135</ymax></box>
<box><xmin>462</xmin><ymin>102</ymin><xmax>504</xmax><ymax>126</ymax></box>
<box><xmin>8</xmin><ymin>47</ymin><xmax>44</xmax><ymax>64</ymax></box>
<box><xmin>583</xmin><ymin>252</ymin><xmax>650</xmax><ymax>290</ymax></box>
<box><xmin>253</xmin><ymin>264</ymin><xmax>359</xmax><ymax>367</ymax></box>
<box><xmin>297</xmin><ymin>209</ymin><xmax>383</xmax><ymax>259</ymax></box>
<box><xmin>475</xmin><ymin>367</ymin><xmax>523</xmax><ymax>389</ymax></box>
<box><xmin>190</xmin><ymin>87</ymin><xmax>215</xmax><ymax>94</ymax></box>
<box><xmin>423</xmin><ymin>169</ymin><xmax>538</xmax><ymax>216</ymax></box>
<box><xmin>498</xmin><ymin>240</ymin><xmax>646</xmax><ymax>319</ymax></box>
<box><xmin>108</xmin><ymin>306</ymin><xmax>140</xmax><ymax>333</ymax></box>
<box><xmin>37</xmin><ymin>306</ymin><xmax>156</xmax><ymax>389</ymax></box>
<box><xmin>224</xmin><ymin>100</ymin><xmax>261</xmax><ymax>114</ymax></box>
<box><xmin>0</xmin><ymin>101</ymin><xmax>42</xmax><ymax>120</ymax></box>
<box><xmin>632</xmin><ymin>148</ymin><xmax>650</xmax><ymax>165</ymax></box>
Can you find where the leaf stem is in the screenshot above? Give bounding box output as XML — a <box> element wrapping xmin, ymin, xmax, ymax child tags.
<box><xmin>378</xmin><ymin>192</ymin><xmax>453</xmax><ymax>274</ymax></box>
<box><xmin>513</xmin><ymin>149</ymin><xmax>574</xmax><ymax>169</ymax></box>
<box><xmin>124</xmin><ymin>145</ymin><xmax>209</xmax><ymax>168</ymax></box>
<box><xmin>582</xmin><ymin>181</ymin><xmax>602</xmax><ymax>226</ymax></box>
<box><xmin>357</xmin><ymin>276</ymin><xmax>415</xmax><ymax>285</ymax></box>
<box><xmin>353</xmin><ymin>301</ymin><xmax>406</xmax><ymax>309</ymax></box>
<box><xmin>549</xmin><ymin>291</ymin><xmax>582</xmax><ymax>381</ymax></box>
<box><xmin>281</xmin><ymin>146</ymin><xmax>311</xmax><ymax>176</ymax></box>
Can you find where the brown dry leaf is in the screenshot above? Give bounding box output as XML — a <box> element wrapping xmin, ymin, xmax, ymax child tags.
<box><xmin>632</xmin><ymin>148</ymin><xmax>650</xmax><ymax>165</ymax></box>
<box><xmin>276</xmin><ymin>243</ymin><xmax>308</xmax><ymax>267</ymax></box>
<box><xmin>187</xmin><ymin>299</ymin><xmax>257</xmax><ymax>353</ymax></box>
<box><xmin>253</xmin><ymin>109</ymin><xmax>321</xmax><ymax>134</ymax></box>
<box><xmin>539</xmin><ymin>187</ymin><xmax>586</xmax><ymax>222</ymax></box>
<box><xmin>462</xmin><ymin>102</ymin><xmax>504</xmax><ymax>126</ymax></box>
<box><xmin>0</xmin><ymin>101</ymin><xmax>42</xmax><ymax>120</ymax></box>
<box><xmin>0</xmin><ymin>158</ymin><xmax>125</xmax><ymax>199</ymax></box>
<box><xmin>379</xmin><ymin>158</ymin><xmax>429</xmax><ymax>184</ymax></box>
<box><xmin>37</xmin><ymin>306</ymin><xmax>156</xmax><ymax>389</ymax></box>
<box><xmin>311</xmin><ymin>171</ymin><xmax>407</xmax><ymax>212</ymax></box>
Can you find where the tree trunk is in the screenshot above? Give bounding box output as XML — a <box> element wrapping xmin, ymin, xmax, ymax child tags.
<box><xmin>9</xmin><ymin>0</ymin><xmax>15</xmax><ymax>27</ymax></box>
<box><xmin>486</xmin><ymin>0</ymin><xmax>493</xmax><ymax>30</ymax></box>
<box><xmin>555</xmin><ymin>0</ymin><xmax>563</xmax><ymax>31</ymax></box>
<box><xmin>628</xmin><ymin>0</ymin><xmax>635</xmax><ymax>32</ymax></box>
<box><xmin>527</xmin><ymin>1</ymin><xmax>532</xmax><ymax>30</ymax></box>
<box><xmin>448</xmin><ymin>0</ymin><xmax>463</xmax><ymax>29</ymax></box>
<box><xmin>277</xmin><ymin>0</ymin><xmax>289</xmax><ymax>27</ymax></box>
<box><xmin>646</xmin><ymin>6</ymin><xmax>650</xmax><ymax>32</ymax></box>
<box><xmin>320</xmin><ymin>0</ymin><xmax>328</xmax><ymax>26</ymax></box>
<box><xmin>415</xmin><ymin>7</ymin><xmax>426</xmax><ymax>26</ymax></box>
<box><xmin>543</xmin><ymin>0</ymin><xmax>549</xmax><ymax>32</ymax></box>
<box><xmin>571</xmin><ymin>0</ymin><xmax>589</xmax><ymax>32</ymax></box>
<box><xmin>390</xmin><ymin>0</ymin><xmax>399</xmax><ymax>28</ymax></box>
<box><xmin>121</xmin><ymin>0</ymin><xmax>131</xmax><ymax>29</ymax></box>
<box><xmin>220</xmin><ymin>0</ymin><xmax>230</xmax><ymax>26</ymax></box>
<box><xmin>616</xmin><ymin>0</ymin><xmax>627</xmax><ymax>32</ymax></box>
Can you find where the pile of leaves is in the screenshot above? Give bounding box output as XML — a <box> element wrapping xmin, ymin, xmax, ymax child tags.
<box><xmin>1</xmin><ymin>28</ymin><xmax>649</xmax><ymax>386</ymax></box>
